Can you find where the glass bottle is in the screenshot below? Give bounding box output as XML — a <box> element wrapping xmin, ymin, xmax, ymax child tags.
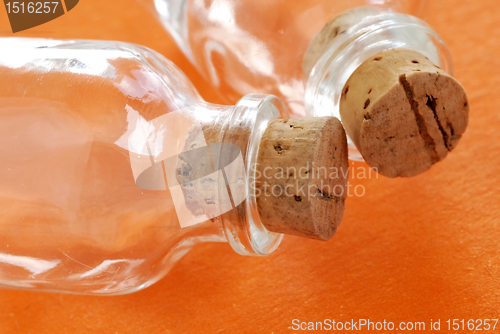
<box><xmin>0</xmin><ymin>37</ymin><xmax>296</xmax><ymax>295</ymax></box>
<box><xmin>142</xmin><ymin>0</ymin><xmax>458</xmax><ymax>161</ymax></box>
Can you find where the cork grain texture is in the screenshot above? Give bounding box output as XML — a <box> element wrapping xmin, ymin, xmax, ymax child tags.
<box><xmin>302</xmin><ymin>6</ymin><xmax>382</xmax><ymax>81</ymax></box>
<box><xmin>256</xmin><ymin>117</ymin><xmax>348</xmax><ymax>240</ymax></box>
<box><xmin>340</xmin><ymin>49</ymin><xmax>469</xmax><ymax>177</ymax></box>
<box><xmin>0</xmin><ymin>0</ymin><xmax>499</xmax><ymax>333</ymax></box>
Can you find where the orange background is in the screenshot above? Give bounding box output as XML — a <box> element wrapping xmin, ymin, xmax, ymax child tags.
<box><xmin>0</xmin><ymin>0</ymin><xmax>499</xmax><ymax>333</ymax></box>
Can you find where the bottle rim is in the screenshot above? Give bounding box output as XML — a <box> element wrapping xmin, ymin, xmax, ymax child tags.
<box><xmin>219</xmin><ymin>94</ymin><xmax>288</xmax><ymax>256</ymax></box>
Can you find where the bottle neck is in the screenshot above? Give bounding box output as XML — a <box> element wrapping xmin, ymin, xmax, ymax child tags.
<box><xmin>183</xmin><ymin>94</ymin><xmax>288</xmax><ymax>256</ymax></box>
<box><xmin>304</xmin><ymin>10</ymin><xmax>453</xmax><ymax>160</ymax></box>
<box><xmin>218</xmin><ymin>94</ymin><xmax>288</xmax><ymax>256</ymax></box>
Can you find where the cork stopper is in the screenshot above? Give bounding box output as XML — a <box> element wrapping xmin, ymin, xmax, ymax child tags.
<box><xmin>340</xmin><ymin>48</ymin><xmax>469</xmax><ymax>177</ymax></box>
<box><xmin>255</xmin><ymin>117</ymin><xmax>348</xmax><ymax>241</ymax></box>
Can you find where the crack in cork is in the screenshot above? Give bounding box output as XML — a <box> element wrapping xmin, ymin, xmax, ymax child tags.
<box><xmin>426</xmin><ymin>94</ymin><xmax>452</xmax><ymax>151</ymax></box>
<box><xmin>399</xmin><ymin>74</ymin><xmax>440</xmax><ymax>163</ymax></box>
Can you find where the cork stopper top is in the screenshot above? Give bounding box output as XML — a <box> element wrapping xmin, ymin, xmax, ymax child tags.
<box><xmin>340</xmin><ymin>48</ymin><xmax>469</xmax><ymax>177</ymax></box>
<box><xmin>255</xmin><ymin>117</ymin><xmax>348</xmax><ymax>240</ymax></box>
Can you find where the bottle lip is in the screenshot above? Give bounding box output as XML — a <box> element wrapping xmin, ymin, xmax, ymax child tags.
<box><xmin>219</xmin><ymin>94</ymin><xmax>288</xmax><ymax>256</ymax></box>
<box><xmin>305</xmin><ymin>10</ymin><xmax>453</xmax><ymax>161</ymax></box>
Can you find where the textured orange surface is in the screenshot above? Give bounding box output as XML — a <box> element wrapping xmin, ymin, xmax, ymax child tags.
<box><xmin>0</xmin><ymin>0</ymin><xmax>499</xmax><ymax>333</ymax></box>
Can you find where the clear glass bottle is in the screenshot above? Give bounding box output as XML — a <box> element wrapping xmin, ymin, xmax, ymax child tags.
<box><xmin>0</xmin><ymin>37</ymin><xmax>290</xmax><ymax>295</ymax></box>
<box><xmin>142</xmin><ymin>0</ymin><xmax>456</xmax><ymax>160</ymax></box>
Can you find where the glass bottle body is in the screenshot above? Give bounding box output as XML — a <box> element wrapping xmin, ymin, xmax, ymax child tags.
<box><xmin>0</xmin><ymin>38</ymin><xmax>285</xmax><ymax>294</ymax></box>
<box><xmin>145</xmin><ymin>0</ymin><xmax>426</xmax><ymax>116</ymax></box>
